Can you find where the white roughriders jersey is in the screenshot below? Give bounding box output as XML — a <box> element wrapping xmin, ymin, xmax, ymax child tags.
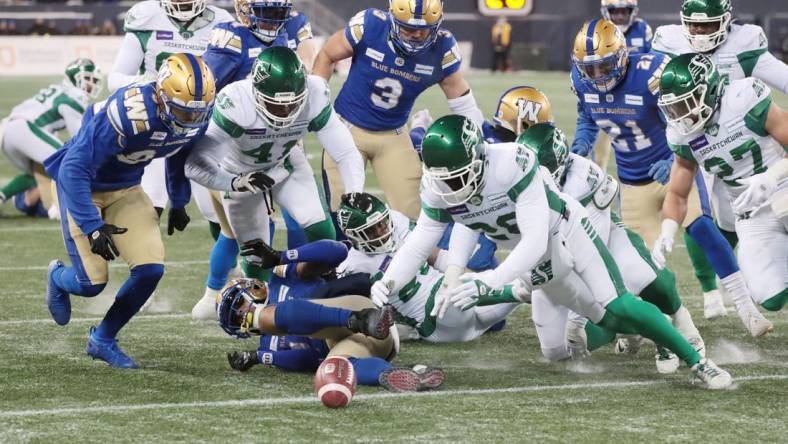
<box><xmin>420</xmin><ymin>143</ymin><xmax>566</xmax><ymax>251</ymax></box>
<box><xmin>338</xmin><ymin>211</ymin><xmax>444</xmax><ymax>335</ymax></box>
<box><xmin>668</xmin><ymin>78</ymin><xmax>787</xmax><ymax>210</ymax></box>
<box><xmin>123</xmin><ymin>0</ymin><xmax>233</xmax><ymax>74</ymax></box>
<box><xmin>652</xmin><ymin>23</ymin><xmax>785</xmax><ymax>90</ymax></box>
<box><xmin>208</xmin><ymin>75</ymin><xmax>333</xmax><ymax>174</ymax></box>
<box><xmin>9</xmin><ymin>81</ymin><xmax>88</xmax><ymax>133</ymax></box>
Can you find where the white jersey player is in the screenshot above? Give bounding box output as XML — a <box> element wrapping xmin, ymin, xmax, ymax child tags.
<box><xmin>658</xmin><ymin>53</ymin><xmax>788</xmax><ymax>313</ymax></box>
<box><xmin>371</xmin><ymin>115</ymin><xmax>731</xmax><ymax>389</ymax></box>
<box><xmin>185</xmin><ymin>47</ymin><xmax>365</xmax><ymax>308</ymax></box>
<box><xmin>336</xmin><ymin>192</ymin><xmax>523</xmax><ymax>343</ymax></box>
<box><xmin>0</xmin><ymin>58</ymin><xmax>100</xmax><ymax>212</ymax></box>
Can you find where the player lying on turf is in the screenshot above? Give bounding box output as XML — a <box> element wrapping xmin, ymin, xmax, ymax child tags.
<box><xmin>372</xmin><ymin>114</ymin><xmax>732</xmax><ymax>389</ymax></box>
<box><xmin>518</xmin><ymin>123</ymin><xmax>705</xmax><ymax>374</ymax></box>
<box><xmin>0</xmin><ymin>58</ymin><xmax>101</xmax><ymax>217</ymax></box>
<box><xmin>217</xmin><ymin>240</ymin><xmax>445</xmax><ymax>393</ymax></box>
<box><xmin>186</xmin><ymin>46</ymin><xmax>364</xmax><ymax>320</ymax></box>
<box><xmin>657</xmin><ymin>53</ymin><xmax>788</xmax><ymax>313</ymax></box>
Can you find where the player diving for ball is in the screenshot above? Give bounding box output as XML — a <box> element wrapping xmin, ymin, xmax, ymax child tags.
<box><xmin>0</xmin><ymin>58</ymin><xmax>101</xmax><ymax>217</ymax></box>
<box><xmin>371</xmin><ymin>114</ymin><xmax>732</xmax><ymax>389</ymax></box>
<box><xmin>44</xmin><ymin>54</ymin><xmax>215</xmax><ymax>368</ymax></box>
<box><xmin>651</xmin><ymin>0</ymin><xmax>788</xmax><ymax>318</ymax></box>
<box><xmin>657</xmin><ymin>54</ymin><xmax>788</xmax><ymax>313</ymax></box>
<box><xmin>518</xmin><ymin>123</ymin><xmax>705</xmax><ymax>373</ymax></box>
<box><xmin>217</xmin><ymin>240</ymin><xmax>445</xmax><ymax>393</ymax></box>
<box><xmin>185</xmin><ymin>47</ymin><xmax>365</xmax><ymax>318</ymax></box>
<box><xmin>569</xmin><ymin>19</ymin><xmax>772</xmax><ymax>337</ymax></box>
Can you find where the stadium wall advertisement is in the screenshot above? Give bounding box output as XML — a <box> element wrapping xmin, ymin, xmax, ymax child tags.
<box><xmin>0</xmin><ymin>36</ymin><xmax>123</xmax><ymax>76</ymax></box>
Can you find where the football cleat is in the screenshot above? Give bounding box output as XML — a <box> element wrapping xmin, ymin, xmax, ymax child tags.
<box><xmin>86</xmin><ymin>327</ymin><xmax>139</xmax><ymax>369</ymax></box>
<box><xmin>655</xmin><ymin>345</ymin><xmax>680</xmax><ymax>374</ymax></box>
<box><xmin>613</xmin><ymin>335</ymin><xmax>643</xmax><ymax>355</ymax></box>
<box><xmin>379</xmin><ymin>365</ymin><xmax>445</xmax><ymax>393</ymax></box>
<box><xmin>227</xmin><ymin>350</ymin><xmax>260</xmax><ymax>372</ymax></box>
<box><xmin>738</xmin><ymin>309</ymin><xmax>774</xmax><ymax>338</ymax></box>
<box><xmin>192</xmin><ymin>289</ymin><xmax>218</xmax><ymax>321</ymax></box>
<box><xmin>691</xmin><ymin>358</ymin><xmax>732</xmax><ymax>390</ymax></box>
<box><xmin>688</xmin><ymin>335</ymin><xmax>706</xmax><ymax>358</ymax></box>
<box><xmin>703</xmin><ymin>290</ymin><xmax>728</xmax><ymax>319</ymax></box>
<box><xmin>46</xmin><ymin>259</ymin><xmax>71</xmax><ymax>326</ymax></box>
<box><xmin>346</xmin><ymin>306</ymin><xmax>394</xmax><ymax>340</ymax></box>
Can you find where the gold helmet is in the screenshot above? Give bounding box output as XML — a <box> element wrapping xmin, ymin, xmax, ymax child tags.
<box><xmin>492</xmin><ymin>86</ymin><xmax>554</xmax><ymax>138</ymax></box>
<box><xmin>572</xmin><ymin>19</ymin><xmax>629</xmax><ymax>93</ymax></box>
<box><xmin>601</xmin><ymin>0</ymin><xmax>638</xmax><ymax>33</ymax></box>
<box><xmin>156</xmin><ymin>53</ymin><xmax>216</xmax><ymax>135</ymax></box>
<box><xmin>388</xmin><ymin>0</ymin><xmax>444</xmax><ymax>55</ymax></box>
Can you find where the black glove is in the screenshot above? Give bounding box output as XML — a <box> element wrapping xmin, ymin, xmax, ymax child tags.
<box><xmin>88</xmin><ymin>224</ymin><xmax>128</xmax><ymax>261</ymax></box>
<box><xmin>231</xmin><ymin>171</ymin><xmax>276</xmax><ymax>193</ymax></box>
<box><xmin>227</xmin><ymin>350</ymin><xmax>260</xmax><ymax>372</ymax></box>
<box><xmin>167</xmin><ymin>207</ymin><xmax>190</xmax><ymax>235</ymax></box>
<box><xmin>240</xmin><ymin>238</ymin><xmax>283</xmax><ymax>268</ymax></box>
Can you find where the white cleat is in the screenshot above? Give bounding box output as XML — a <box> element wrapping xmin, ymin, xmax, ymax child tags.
<box><xmin>655</xmin><ymin>345</ymin><xmax>680</xmax><ymax>374</ymax></box>
<box><xmin>738</xmin><ymin>309</ymin><xmax>774</xmax><ymax>338</ymax></box>
<box><xmin>688</xmin><ymin>335</ymin><xmax>706</xmax><ymax>358</ymax></box>
<box><xmin>614</xmin><ymin>335</ymin><xmax>643</xmax><ymax>355</ymax></box>
<box><xmin>566</xmin><ymin>321</ymin><xmax>590</xmax><ymax>360</ymax></box>
<box><xmin>192</xmin><ymin>289</ymin><xmax>219</xmax><ymax>321</ymax></box>
<box><xmin>691</xmin><ymin>358</ymin><xmax>732</xmax><ymax>390</ymax></box>
<box><xmin>703</xmin><ymin>290</ymin><xmax>727</xmax><ymax>319</ymax></box>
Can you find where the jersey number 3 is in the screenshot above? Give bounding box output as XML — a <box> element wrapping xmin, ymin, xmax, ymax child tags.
<box><xmin>371</xmin><ymin>78</ymin><xmax>403</xmax><ymax>110</ymax></box>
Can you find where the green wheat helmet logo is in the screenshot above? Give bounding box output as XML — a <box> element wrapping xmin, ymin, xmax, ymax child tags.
<box><xmin>460</xmin><ymin>119</ymin><xmax>479</xmax><ymax>153</ymax></box>
<box><xmin>689</xmin><ymin>55</ymin><xmax>712</xmax><ymax>83</ymax></box>
<box><xmin>337</xmin><ymin>209</ymin><xmax>351</xmax><ymax>229</ymax></box>
<box><xmin>254</xmin><ymin>62</ymin><xmax>271</xmax><ymax>83</ymax></box>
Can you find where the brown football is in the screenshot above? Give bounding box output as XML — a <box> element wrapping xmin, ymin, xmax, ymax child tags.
<box><xmin>314</xmin><ymin>356</ymin><xmax>357</xmax><ymax>408</ymax></box>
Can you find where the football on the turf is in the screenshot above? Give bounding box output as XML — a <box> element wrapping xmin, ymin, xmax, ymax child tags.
<box><xmin>314</xmin><ymin>356</ymin><xmax>357</xmax><ymax>408</ymax></box>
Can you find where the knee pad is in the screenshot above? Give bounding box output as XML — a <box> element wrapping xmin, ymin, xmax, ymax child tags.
<box><xmin>304</xmin><ymin>218</ymin><xmax>336</xmax><ymax>242</ymax></box>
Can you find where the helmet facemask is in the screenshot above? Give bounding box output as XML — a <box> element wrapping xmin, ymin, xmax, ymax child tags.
<box><xmin>66</xmin><ymin>59</ymin><xmax>103</xmax><ymax>101</ymax></box>
<box><xmin>160</xmin><ymin>0</ymin><xmax>206</xmax><ymax>22</ymax></box>
<box><xmin>236</xmin><ymin>0</ymin><xmax>292</xmax><ymax>43</ymax></box>
<box><xmin>424</xmin><ymin>159</ymin><xmax>485</xmax><ymax>206</ymax></box>
<box><xmin>156</xmin><ymin>54</ymin><xmax>216</xmax><ymax>136</ymax></box>
<box><xmin>388</xmin><ymin>0</ymin><xmax>443</xmax><ymax>55</ymax></box>
<box><xmin>601</xmin><ymin>2</ymin><xmax>638</xmax><ymax>34</ymax></box>
<box><xmin>658</xmin><ymin>55</ymin><xmax>720</xmax><ymax>136</ymax></box>
<box><xmin>252</xmin><ymin>51</ymin><xmax>308</xmax><ymax>129</ymax></box>
<box><xmin>574</xmin><ymin>46</ymin><xmax>629</xmax><ymax>93</ymax></box>
<box><xmin>681</xmin><ymin>10</ymin><xmax>732</xmax><ymax>53</ymax></box>
<box><xmin>216</xmin><ymin>279</ymin><xmax>269</xmax><ymax>339</ymax></box>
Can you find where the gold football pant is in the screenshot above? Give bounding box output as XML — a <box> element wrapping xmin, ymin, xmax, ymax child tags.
<box><xmin>619</xmin><ymin>180</ymin><xmax>704</xmax><ymax>247</ymax></box>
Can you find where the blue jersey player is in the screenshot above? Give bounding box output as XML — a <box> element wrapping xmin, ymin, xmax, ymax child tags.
<box><xmin>314</xmin><ymin>0</ymin><xmax>484</xmax><ymax>221</ymax></box>
<box><xmin>43</xmin><ymin>54</ymin><xmax>216</xmax><ymax>368</ymax></box>
<box><xmin>569</xmin><ymin>19</ymin><xmax>773</xmax><ymax>338</ymax></box>
<box><xmin>219</xmin><ymin>239</ymin><xmax>446</xmax><ymax>392</ymax></box>
<box><xmin>601</xmin><ymin>0</ymin><xmax>652</xmax><ymax>54</ymax></box>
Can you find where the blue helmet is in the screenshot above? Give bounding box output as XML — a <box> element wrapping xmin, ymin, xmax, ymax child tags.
<box><xmin>216</xmin><ymin>278</ymin><xmax>269</xmax><ymax>339</ymax></box>
<box><xmin>235</xmin><ymin>0</ymin><xmax>292</xmax><ymax>43</ymax></box>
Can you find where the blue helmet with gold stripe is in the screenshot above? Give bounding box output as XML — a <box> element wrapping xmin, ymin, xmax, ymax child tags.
<box><xmin>156</xmin><ymin>53</ymin><xmax>216</xmax><ymax>135</ymax></box>
<box><xmin>388</xmin><ymin>0</ymin><xmax>444</xmax><ymax>56</ymax></box>
<box><xmin>571</xmin><ymin>19</ymin><xmax>629</xmax><ymax>93</ymax></box>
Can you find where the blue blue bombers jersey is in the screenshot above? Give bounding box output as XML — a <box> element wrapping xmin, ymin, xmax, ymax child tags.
<box><xmin>625</xmin><ymin>18</ymin><xmax>652</xmax><ymax>54</ymax></box>
<box><xmin>283</xmin><ymin>11</ymin><xmax>313</xmax><ymax>50</ymax></box>
<box><xmin>44</xmin><ymin>83</ymin><xmax>205</xmax><ymax>235</ymax></box>
<box><xmin>571</xmin><ymin>52</ymin><xmax>672</xmax><ymax>184</ymax></box>
<box><xmin>202</xmin><ymin>21</ymin><xmax>290</xmax><ymax>91</ymax></box>
<box><xmin>334</xmin><ymin>9</ymin><xmax>463</xmax><ymax>131</ymax></box>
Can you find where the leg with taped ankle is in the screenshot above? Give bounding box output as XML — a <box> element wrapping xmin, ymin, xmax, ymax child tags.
<box><xmin>347</xmin><ymin>357</ymin><xmax>391</xmax><ymax>386</ymax></box>
<box><xmin>273</xmin><ymin>299</ymin><xmax>352</xmax><ymax>335</ymax></box>
<box><xmin>684</xmin><ymin>233</ymin><xmax>718</xmax><ymax>292</ymax></box>
<box><xmin>600</xmin><ymin>294</ymin><xmax>700</xmax><ymax>366</ymax></box>
<box><xmin>303</xmin><ymin>218</ymin><xmax>336</xmax><ymax>242</ymax></box>
<box><xmin>761</xmin><ymin>288</ymin><xmax>787</xmax><ymax>312</ymax></box>
<box><xmin>686</xmin><ymin>215</ymin><xmax>739</xmax><ymax>279</ymax></box>
<box><xmin>585</xmin><ymin>322</ymin><xmax>617</xmax><ymax>352</ymax></box>
<box><xmin>94</xmin><ymin>264</ymin><xmax>164</xmax><ymax>341</ymax></box>
<box><xmin>52</xmin><ymin>265</ymin><xmax>105</xmax><ymax>297</ymax></box>
<box><xmin>639</xmin><ymin>268</ymin><xmax>682</xmax><ymax>315</ymax></box>
<box><xmin>206</xmin><ymin>234</ymin><xmax>239</xmax><ymax>291</ymax></box>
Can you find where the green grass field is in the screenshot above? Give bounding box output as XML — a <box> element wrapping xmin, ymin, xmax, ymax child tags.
<box><xmin>0</xmin><ymin>72</ymin><xmax>786</xmax><ymax>443</ymax></box>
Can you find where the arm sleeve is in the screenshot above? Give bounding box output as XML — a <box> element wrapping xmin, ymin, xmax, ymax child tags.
<box><xmin>310</xmin><ymin>272</ymin><xmax>372</xmax><ymax>299</ymax></box>
<box><xmin>573</xmin><ymin>100</ymin><xmax>600</xmax><ymax>148</ymax></box>
<box><xmin>184</xmin><ymin>129</ymin><xmax>238</xmax><ymax>191</ymax></box>
<box><xmin>752</xmin><ymin>52</ymin><xmax>788</xmax><ymax>95</ymax></box>
<box><xmin>108</xmin><ymin>33</ymin><xmax>146</xmax><ymax>92</ymax></box>
<box><xmin>59</xmin><ymin>105</ymin><xmax>84</xmax><ymax>136</ymax></box>
<box><xmin>315</xmin><ymin>112</ymin><xmax>365</xmax><ymax>193</ymax></box>
<box><xmin>261</xmin><ymin>345</ymin><xmax>323</xmax><ymax>371</ymax></box>
<box><xmin>165</xmin><ymin>145</ymin><xmax>192</xmax><ymax>209</ymax></box>
<box><xmin>202</xmin><ymin>41</ymin><xmax>241</xmax><ymax>92</ymax></box>
<box><xmin>445</xmin><ymin>222</ymin><xmax>480</xmax><ymax>270</ymax></box>
<box><xmin>382</xmin><ymin>210</ymin><xmax>447</xmax><ymax>292</ymax></box>
<box><xmin>486</xmin><ymin>182</ymin><xmax>550</xmax><ymax>289</ymax></box>
<box><xmin>447</xmin><ymin>91</ymin><xmax>485</xmax><ymax>128</ymax></box>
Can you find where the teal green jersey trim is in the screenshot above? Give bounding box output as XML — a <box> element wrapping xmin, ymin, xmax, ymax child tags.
<box><xmin>669</xmin><ymin>143</ymin><xmax>696</xmax><ymax>163</ymax></box>
<box><xmin>736</xmin><ymin>48</ymin><xmax>767</xmax><ymax>78</ymax></box>
<box><xmin>744</xmin><ymin>95</ymin><xmax>773</xmax><ymax>137</ymax></box>
<box><xmin>421</xmin><ymin>202</ymin><xmax>453</xmax><ymax>223</ymax></box>
<box><xmin>212</xmin><ymin>109</ymin><xmax>245</xmax><ymax>138</ymax></box>
<box><xmin>131</xmin><ymin>31</ymin><xmax>153</xmax><ymax>74</ymax></box>
<box><xmin>26</xmin><ymin>121</ymin><xmax>61</xmax><ymax>150</ymax></box>
<box><xmin>506</xmin><ymin>162</ymin><xmax>537</xmax><ymax>202</ymax></box>
<box><xmin>308</xmin><ymin>104</ymin><xmax>332</xmax><ymax>132</ymax></box>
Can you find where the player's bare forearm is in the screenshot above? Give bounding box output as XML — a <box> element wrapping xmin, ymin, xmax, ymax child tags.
<box><xmin>297</xmin><ymin>39</ymin><xmax>318</xmax><ymax>73</ymax></box>
<box><xmin>439</xmin><ymin>72</ymin><xmax>471</xmax><ymax>99</ymax></box>
<box><xmin>764</xmin><ymin>102</ymin><xmax>788</xmax><ymax>147</ymax></box>
<box><xmin>662</xmin><ymin>157</ymin><xmax>696</xmax><ymax>224</ymax></box>
<box><xmin>313</xmin><ymin>30</ymin><xmax>353</xmax><ymax>81</ymax></box>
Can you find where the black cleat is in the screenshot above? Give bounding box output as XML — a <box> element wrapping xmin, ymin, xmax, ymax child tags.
<box><xmin>379</xmin><ymin>365</ymin><xmax>445</xmax><ymax>393</ymax></box>
<box><xmin>347</xmin><ymin>306</ymin><xmax>394</xmax><ymax>340</ymax></box>
<box><xmin>227</xmin><ymin>350</ymin><xmax>259</xmax><ymax>372</ymax></box>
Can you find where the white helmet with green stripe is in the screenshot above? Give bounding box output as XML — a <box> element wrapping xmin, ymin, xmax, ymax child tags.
<box><xmin>65</xmin><ymin>58</ymin><xmax>102</xmax><ymax>100</ymax></box>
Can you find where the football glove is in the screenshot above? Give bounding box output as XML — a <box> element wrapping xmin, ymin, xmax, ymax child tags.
<box><xmin>648</xmin><ymin>157</ymin><xmax>673</xmax><ymax>185</ymax></box>
<box><xmin>570</xmin><ymin>139</ymin><xmax>593</xmax><ymax>157</ymax></box>
<box><xmin>231</xmin><ymin>171</ymin><xmax>276</xmax><ymax>194</ymax></box>
<box><xmin>370</xmin><ymin>278</ymin><xmax>393</xmax><ymax>307</ymax></box>
<box><xmin>651</xmin><ymin>219</ymin><xmax>678</xmax><ymax>269</ymax></box>
<box><xmin>411</xmin><ymin>109</ymin><xmax>434</xmax><ymax>131</ymax></box>
<box><xmin>239</xmin><ymin>239</ymin><xmax>282</xmax><ymax>268</ymax></box>
<box><xmin>88</xmin><ymin>224</ymin><xmax>127</xmax><ymax>261</ymax></box>
<box><xmin>449</xmin><ymin>273</ymin><xmax>530</xmax><ymax>311</ymax></box>
<box><xmin>733</xmin><ymin>172</ymin><xmax>777</xmax><ymax>214</ymax></box>
<box><xmin>167</xmin><ymin>207</ymin><xmax>190</xmax><ymax>235</ymax></box>
<box><xmin>227</xmin><ymin>350</ymin><xmax>260</xmax><ymax>372</ymax></box>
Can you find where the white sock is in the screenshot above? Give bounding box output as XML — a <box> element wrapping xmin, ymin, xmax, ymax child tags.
<box><xmin>720</xmin><ymin>272</ymin><xmax>758</xmax><ymax>312</ymax></box>
<box><xmin>672</xmin><ymin>305</ymin><xmax>700</xmax><ymax>338</ymax></box>
<box><xmin>202</xmin><ymin>287</ymin><xmax>219</xmax><ymax>304</ymax></box>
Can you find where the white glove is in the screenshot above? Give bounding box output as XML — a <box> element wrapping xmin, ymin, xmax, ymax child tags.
<box><xmin>411</xmin><ymin>109</ymin><xmax>433</xmax><ymax>131</ymax></box>
<box><xmin>449</xmin><ymin>273</ymin><xmax>482</xmax><ymax>310</ymax></box>
<box><xmin>430</xmin><ymin>282</ymin><xmax>454</xmax><ymax>319</ymax></box>
<box><xmin>651</xmin><ymin>219</ymin><xmax>678</xmax><ymax>269</ymax></box>
<box><xmin>370</xmin><ymin>279</ymin><xmax>393</xmax><ymax>307</ymax></box>
<box><xmin>733</xmin><ymin>172</ymin><xmax>777</xmax><ymax>214</ymax></box>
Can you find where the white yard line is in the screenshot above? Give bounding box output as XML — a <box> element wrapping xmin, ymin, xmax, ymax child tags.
<box><xmin>0</xmin><ymin>313</ymin><xmax>191</xmax><ymax>326</ymax></box>
<box><xmin>0</xmin><ymin>220</ymin><xmax>210</xmax><ymax>233</ymax></box>
<box><xmin>0</xmin><ymin>374</ymin><xmax>784</xmax><ymax>418</ymax></box>
<box><xmin>0</xmin><ymin>260</ymin><xmax>208</xmax><ymax>272</ymax></box>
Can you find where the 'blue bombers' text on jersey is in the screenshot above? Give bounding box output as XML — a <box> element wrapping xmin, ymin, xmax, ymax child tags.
<box><xmin>202</xmin><ymin>21</ymin><xmax>290</xmax><ymax>91</ymax></box>
<box><xmin>625</xmin><ymin>19</ymin><xmax>652</xmax><ymax>54</ymax></box>
<box><xmin>44</xmin><ymin>83</ymin><xmax>205</xmax><ymax>235</ymax></box>
<box><xmin>284</xmin><ymin>11</ymin><xmax>313</xmax><ymax>50</ymax></box>
<box><xmin>334</xmin><ymin>9</ymin><xmax>462</xmax><ymax>131</ymax></box>
<box><xmin>571</xmin><ymin>52</ymin><xmax>671</xmax><ymax>184</ymax></box>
